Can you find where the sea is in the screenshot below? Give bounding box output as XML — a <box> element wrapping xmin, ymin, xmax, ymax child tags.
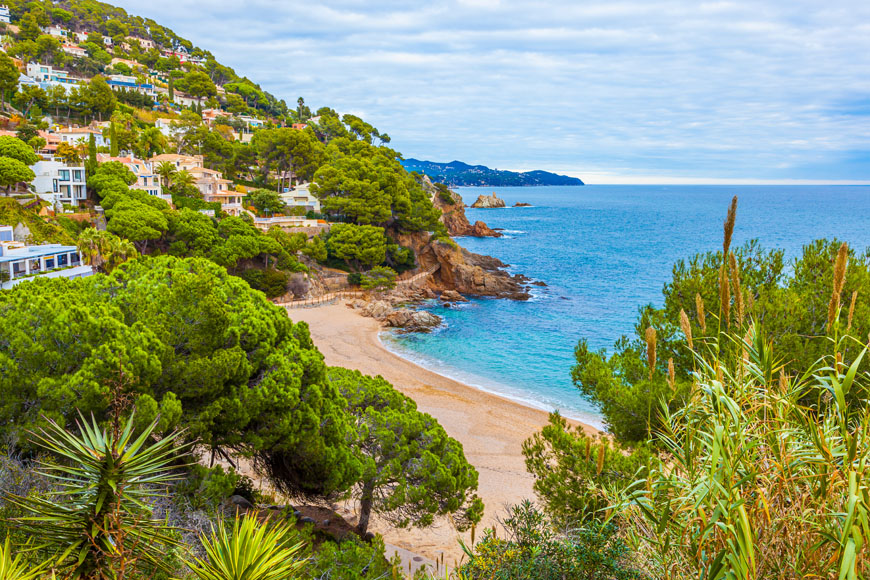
<box><xmin>380</xmin><ymin>185</ymin><xmax>870</xmax><ymax>428</ymax></box>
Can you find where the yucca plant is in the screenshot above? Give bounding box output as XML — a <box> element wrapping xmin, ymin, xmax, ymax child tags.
<box><xmin>8</xmin><ymin>413</ymin><xmax>188</xmax><ymax>579</ymax></box>
<box><xmin>617</xmin><ymin>322</ymin><xmax>870</xmax><ymax>579</ymax></box>
<box><xmin>0</xmin><ymin>536</ymin><xmax>50</xmax><ymax>580</ymax></box>
<box><xmin>185</xmin><ymin>514</ymin><xmax>307</xmax><ymax>580</ymax></box>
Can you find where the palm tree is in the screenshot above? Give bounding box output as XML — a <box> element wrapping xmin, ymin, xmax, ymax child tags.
<box><xmin>185</xmin><ymin>515</ymin><xmax>307</xmax><ymax>580</ymax></box>
<box><xmin>8</xmin><ymin>413</ymin><xmax>189</xmax><ymax>579</ymax></box>
<box><xmin>105</xmin><ymin>236</ymin><xmax>138</xmax><ymax>272</ymax></box>
<box><xmin>173</xmin><ymin>168</ymin><xmax>195</xmax><ymax>189</ymax></box>
<box><xmin>138</xmin><ymin>127</ymin><xmax>167</xmax><ymax>158</ymax></box>
<box><xmin>155</xmin><ymin>161</ymin><xmax>177</xmax><ymax>189</ymax></box>
<box><xmin>77</xmin><ymin>227</ymin><xmax>106</xmax><ymax>273</ymax></box>
<box><xmin>77</xmin><ymin>229</ymin><xmax>139</xmax><ymax>274</ymax></box>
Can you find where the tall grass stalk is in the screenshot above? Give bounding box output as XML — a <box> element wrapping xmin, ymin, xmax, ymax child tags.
<box><xmin>616</xmin><ymin>325</ymin><xmax>870</xmax><ymax>579</ymax></box>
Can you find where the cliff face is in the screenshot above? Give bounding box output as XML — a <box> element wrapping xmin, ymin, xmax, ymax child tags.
<box><xmin>424</xmin><ymin>178</ymin><xmax>502</xmax><ymax>238</ymax></box>
<box><xmin>397</xmin><ymin>230</ymin><xmax>530</xmax><ymax>300</ymax></box>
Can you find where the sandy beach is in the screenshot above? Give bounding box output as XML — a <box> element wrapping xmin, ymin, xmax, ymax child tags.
<box><xmin>289</xmin><ymin>301</ymin><xmax>597</xmax><ymax>568</ymax></box>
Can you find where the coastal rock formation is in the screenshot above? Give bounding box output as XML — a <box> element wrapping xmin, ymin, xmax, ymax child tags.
<box><xmin>468</xmin><ymin>221</ymin><xmax>501</xmax><ymax>237</ymax></box>
<box><xmin>396</xmin><ymin>230</ymin><xmax>531</xmax><ymax>300</ymax></box>
<box><xmin>470</xmin><ymin>193</ymin><xmax>506</xmax><ymax>208</ymax></box>
<box><xmin>426</xmin><ymin>177</ymin><xmax>501</xmax><ymax>238</ymax></box>
<box><xmin>513</xmin><ymin>202</ymin><xmax>532</xmax><ymax>207</ymax></box>
<box><xmin>440</xmin><ymin>290</ymin><xmax>468</xmax><ymax>303</ymax></box>
<box><xmin>384</xmin><ymin>309</ymin><xmax>441</xmax><ymax>330</ymax></box>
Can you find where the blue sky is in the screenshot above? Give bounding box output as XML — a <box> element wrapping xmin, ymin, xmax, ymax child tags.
<box><xmin>116</xmin><ymin>0</ymin><xmax>870</xmax><ymax>183</ymax></box>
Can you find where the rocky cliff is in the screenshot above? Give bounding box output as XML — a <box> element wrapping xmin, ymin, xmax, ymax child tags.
<box><xmin>425</xmin><ymin>177</ymin><xmax>502</xmax><ymax>238</ymax></box>
<box><xmin>397</xmin><ymin>230</ymin><xmax>530</xmax><ymax>300</ymax></box>
<box><xmin>470</xmin><ymin>193</ymin><xmax>506</xmax><ymax>209</ymax></box>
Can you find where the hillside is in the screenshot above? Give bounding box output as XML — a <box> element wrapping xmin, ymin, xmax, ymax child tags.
<box><xmin>402</xmin><ymin>158</ymin><xmax>584</xmax><ymax>187</ymax></box>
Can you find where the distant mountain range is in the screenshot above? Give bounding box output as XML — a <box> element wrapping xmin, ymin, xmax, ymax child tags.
<box><xmin>401</xmin><ymin>159</ymin><xmax>585</xmax><ymax>187</ymax></box>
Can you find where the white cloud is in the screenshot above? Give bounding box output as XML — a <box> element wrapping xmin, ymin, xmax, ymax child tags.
<box><xmin>115</xmin><ymin>0</ymin><xmax>870</xmax><ymax>181</ymax></box>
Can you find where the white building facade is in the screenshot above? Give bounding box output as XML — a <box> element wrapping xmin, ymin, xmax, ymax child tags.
<box><xmin>0</xmin><ymin>226</ymin><xmax>90</xmax><ymax>289</ymax></box>
<box><xmin>31</xmin><ymin>160</ymin><xmax>87</xmax><ymax>207</ymax></box>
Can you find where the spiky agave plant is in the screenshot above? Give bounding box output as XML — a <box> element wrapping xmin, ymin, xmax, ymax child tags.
<box><xmin>8</xmin><ymin>413</ymin><xmax>188</xmax><ymax>579</ymax></box>
<box><xmin>185</xmin><ymin>515</ymin><xmax>307</xmax><ymax>580</ymax></box>
<box><xmin>0</xmin><ymin>536</ymin><xmax>49</xmax><ymax>580</ymax></box>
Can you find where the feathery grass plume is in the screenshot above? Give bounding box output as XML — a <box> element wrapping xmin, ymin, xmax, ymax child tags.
<box><xmin>827</xmin><ymin>291</ymin><xmax>840</xmax><ymax>331</ymax></box>
<box><xmin>596</xmin><ymin>443</ymin><xmax>606</xmax><ymax>475</ymax></box>
<box><xmin>745</xmin><ymin>288</ymin><xmax>755</xmax><ymax>313</ymax></box>
<box><xmin>723</xmin><ymin>195</ymin><xmax>738</xmax><ymax>256</ymax></box>
<box><xmin>833</xmin><ymin>242</ymin><xmax>849</xmax><ymax>295</ymax></box>
<box><xmin>680</xmin><ymin>308</ymin><xmax>693</xmax><ymax>351</ymax></box>
<box><xmin>848</xmin><ymin>290</ymin><xmax>858</xmax><ymax>330</ymax></box>
<box><xmin>827</xmin><ymin>243</ymin><xmax>849</xmax><ymax>330</ymax></box>
<box><xmin>778</xmin><ymin>372</ymin><xmax>788</xmax><ymax>393</ymax></box>
<box><xmin>729</xmin><ymin>252</ymin><xmax>744</xmax><ymax>326</ymax></box>
<box><xmin>719</xmin><ymin>262</ymin><xmax>731</xmax><ymax>328</ymax></box>
<box><xmin>668</xmin><ymin>358</ymin><xmax>675</xmax><ymax>389</ymax></box>
<box><xmin>696</xmin><ymin>293</ymin><xmax>707</xmax><ymax>333</ymax></box>
<box><xmin>584</xmin><ymin>438</ymin><xmax>592</xmax><ymax>461</ymax></box>
<box><xmin>645</xmin><ymin>326</ymin><xmax>657</xmax><ymax>380</ymax></box>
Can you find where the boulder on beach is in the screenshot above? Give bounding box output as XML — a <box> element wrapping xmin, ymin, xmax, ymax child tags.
<box><xmin>384</xmin><ymin>309</ymin><xmax>442</xmax><ymax>330</ymax></box>
<box><xmin>470</xmin><ymin>193</ymin><xmax>506</xmax><ymax>208</ymax></box>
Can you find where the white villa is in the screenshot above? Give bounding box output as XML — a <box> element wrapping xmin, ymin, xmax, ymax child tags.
<box><xmin>0</xmin><ymin>226</ymin><xmax>91</xmax><ymax>289</ymax></box>
<box><xmin>280</xmin><ymin>183</ymin><xmax>320</xmax><ymax>213</ymax></box>
<box><xmin>55</xmin><ymin>126</ymin><xmax>108</xmax><ymax>148</ymax></box>
<box><xmin>0</xmin><ymin>5</ymin><xmax>11</xmax><ymax>24</ymax></box>
<box><xmin>148</xmin><ymin>154</ymin><xmax>240</xmax><ymax>214</ymax></box>
<box><xmin>31</xmin><ymin>160</ymin><xmax>87</xmax><ymax>207</ymax></box>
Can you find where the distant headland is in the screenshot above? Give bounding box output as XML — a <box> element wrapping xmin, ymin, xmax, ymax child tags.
<box><xmin>402</xmin><ymin>159</ymin><xmax>585</xmax><ymax>187</ymax></box>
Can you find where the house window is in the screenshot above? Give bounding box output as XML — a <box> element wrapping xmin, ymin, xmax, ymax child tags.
<box><xmin>73</xmin><ymin>170</ymin><xmax>82</xmax><ymax>181</ymax></box>
<box><xmin>58</xmin><ymin>170</ymin><xmax>70</xmax><ymax>181</ymax></box>
<box><xmin>59</xmin><ymin>185</ymin><xmax>70</xmax><ymax>197</ymax></box>
<box><xmin>73</xmin><ymin>185</ymin><xmax>84</xmax><ymax>198</ymax></box>
<box><xmin>52</xmin><ymin>179</ymin><xmax>58</xmax><ymax>193</ymax></box>
<box><xmin>58</xmin><ymin>254</ymin><xmax>68</xmax><ymax>266</ymax></box>
<box><xmin>45</xmin><ymin>258</ymin><xmax>55</xmax><ymax>269</ymax></box>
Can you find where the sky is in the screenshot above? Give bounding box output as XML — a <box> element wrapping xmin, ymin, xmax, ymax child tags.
<box><xmin>115</xmin><ymin>0</ymin><xmax>870</xmax><ymax>184</ymax></box>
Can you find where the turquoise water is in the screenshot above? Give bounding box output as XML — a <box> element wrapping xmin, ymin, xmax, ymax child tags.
<box><xmin>381</xmin><ymin>185</ymin><xmax>870</xmax><ymax>427</ymax></box>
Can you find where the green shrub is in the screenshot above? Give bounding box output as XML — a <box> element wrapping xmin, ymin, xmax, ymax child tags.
<box><xmin>457</xmin><ymin>501</ymin><xmax>646</xmax><ymax>579</ymax></box>
<box><xmin>359</xmin><ymin>266</ymin><xmax>397</xmax><ymax>291</ymax></box>
<box><xmin>435</xmin><ymin>182</ymin><xmax>455</xmax><ymax>205</ymax></box>
<box><xmin>174</xmin><ymin>465</ymin><xmax>257</xmax><ymax>510</ymax></box>
<box><xmin>240</xmin><ymin>268</ymin><xmax>289</xmax><ymax>297</ymax></box>
<box><xmin>523</xmin><ymin>413</ymin><xmax>651</xmax><ymax>526</ymax></box>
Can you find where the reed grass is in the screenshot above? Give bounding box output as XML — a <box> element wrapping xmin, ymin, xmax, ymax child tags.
<box><xmin>696</xmin><ymin>293</ymin><xmax>707</xmax><ymax>333</ymax></box>
<box><xmin>616</xmin><ymin>326</ymin><xmax>870</xmax><ymax>579</ymax></box>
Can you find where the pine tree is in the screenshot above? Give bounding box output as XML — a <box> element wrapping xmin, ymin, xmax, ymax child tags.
<box><xmin>110</xmin><ymin>122</ymin><xmax>119</xmax><ymax>156</ymax></box>
<box><xmin>168</xmin><ymin>75</ymin><xmax>174</xmax><ymax>102</ymax></box>
<box><xmin>87</xmin><ymin>133</ymin><xmax>97</xmax><ymax>173</ymax></box>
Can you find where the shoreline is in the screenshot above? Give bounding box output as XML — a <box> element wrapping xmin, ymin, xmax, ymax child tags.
<box><xmin>289</xmin><ymin>301</ymin><xmax>599</xmax><ymax>565</ymax></box>
<box><xmin>378</xmin><ymin>330</ymin><xmax>604</xmax><ymax>429</ymax></box>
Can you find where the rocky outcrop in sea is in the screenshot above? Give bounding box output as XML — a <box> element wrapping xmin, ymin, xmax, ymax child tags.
<box><xmin>470</xmin><ymin>193</ymin><xmax>506</xmax><ymax>208</ymax></box>
<box><xmin>426</xmin><ymin>178</ymin><xmax>502</xmax><ymax>238</ymax></box>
